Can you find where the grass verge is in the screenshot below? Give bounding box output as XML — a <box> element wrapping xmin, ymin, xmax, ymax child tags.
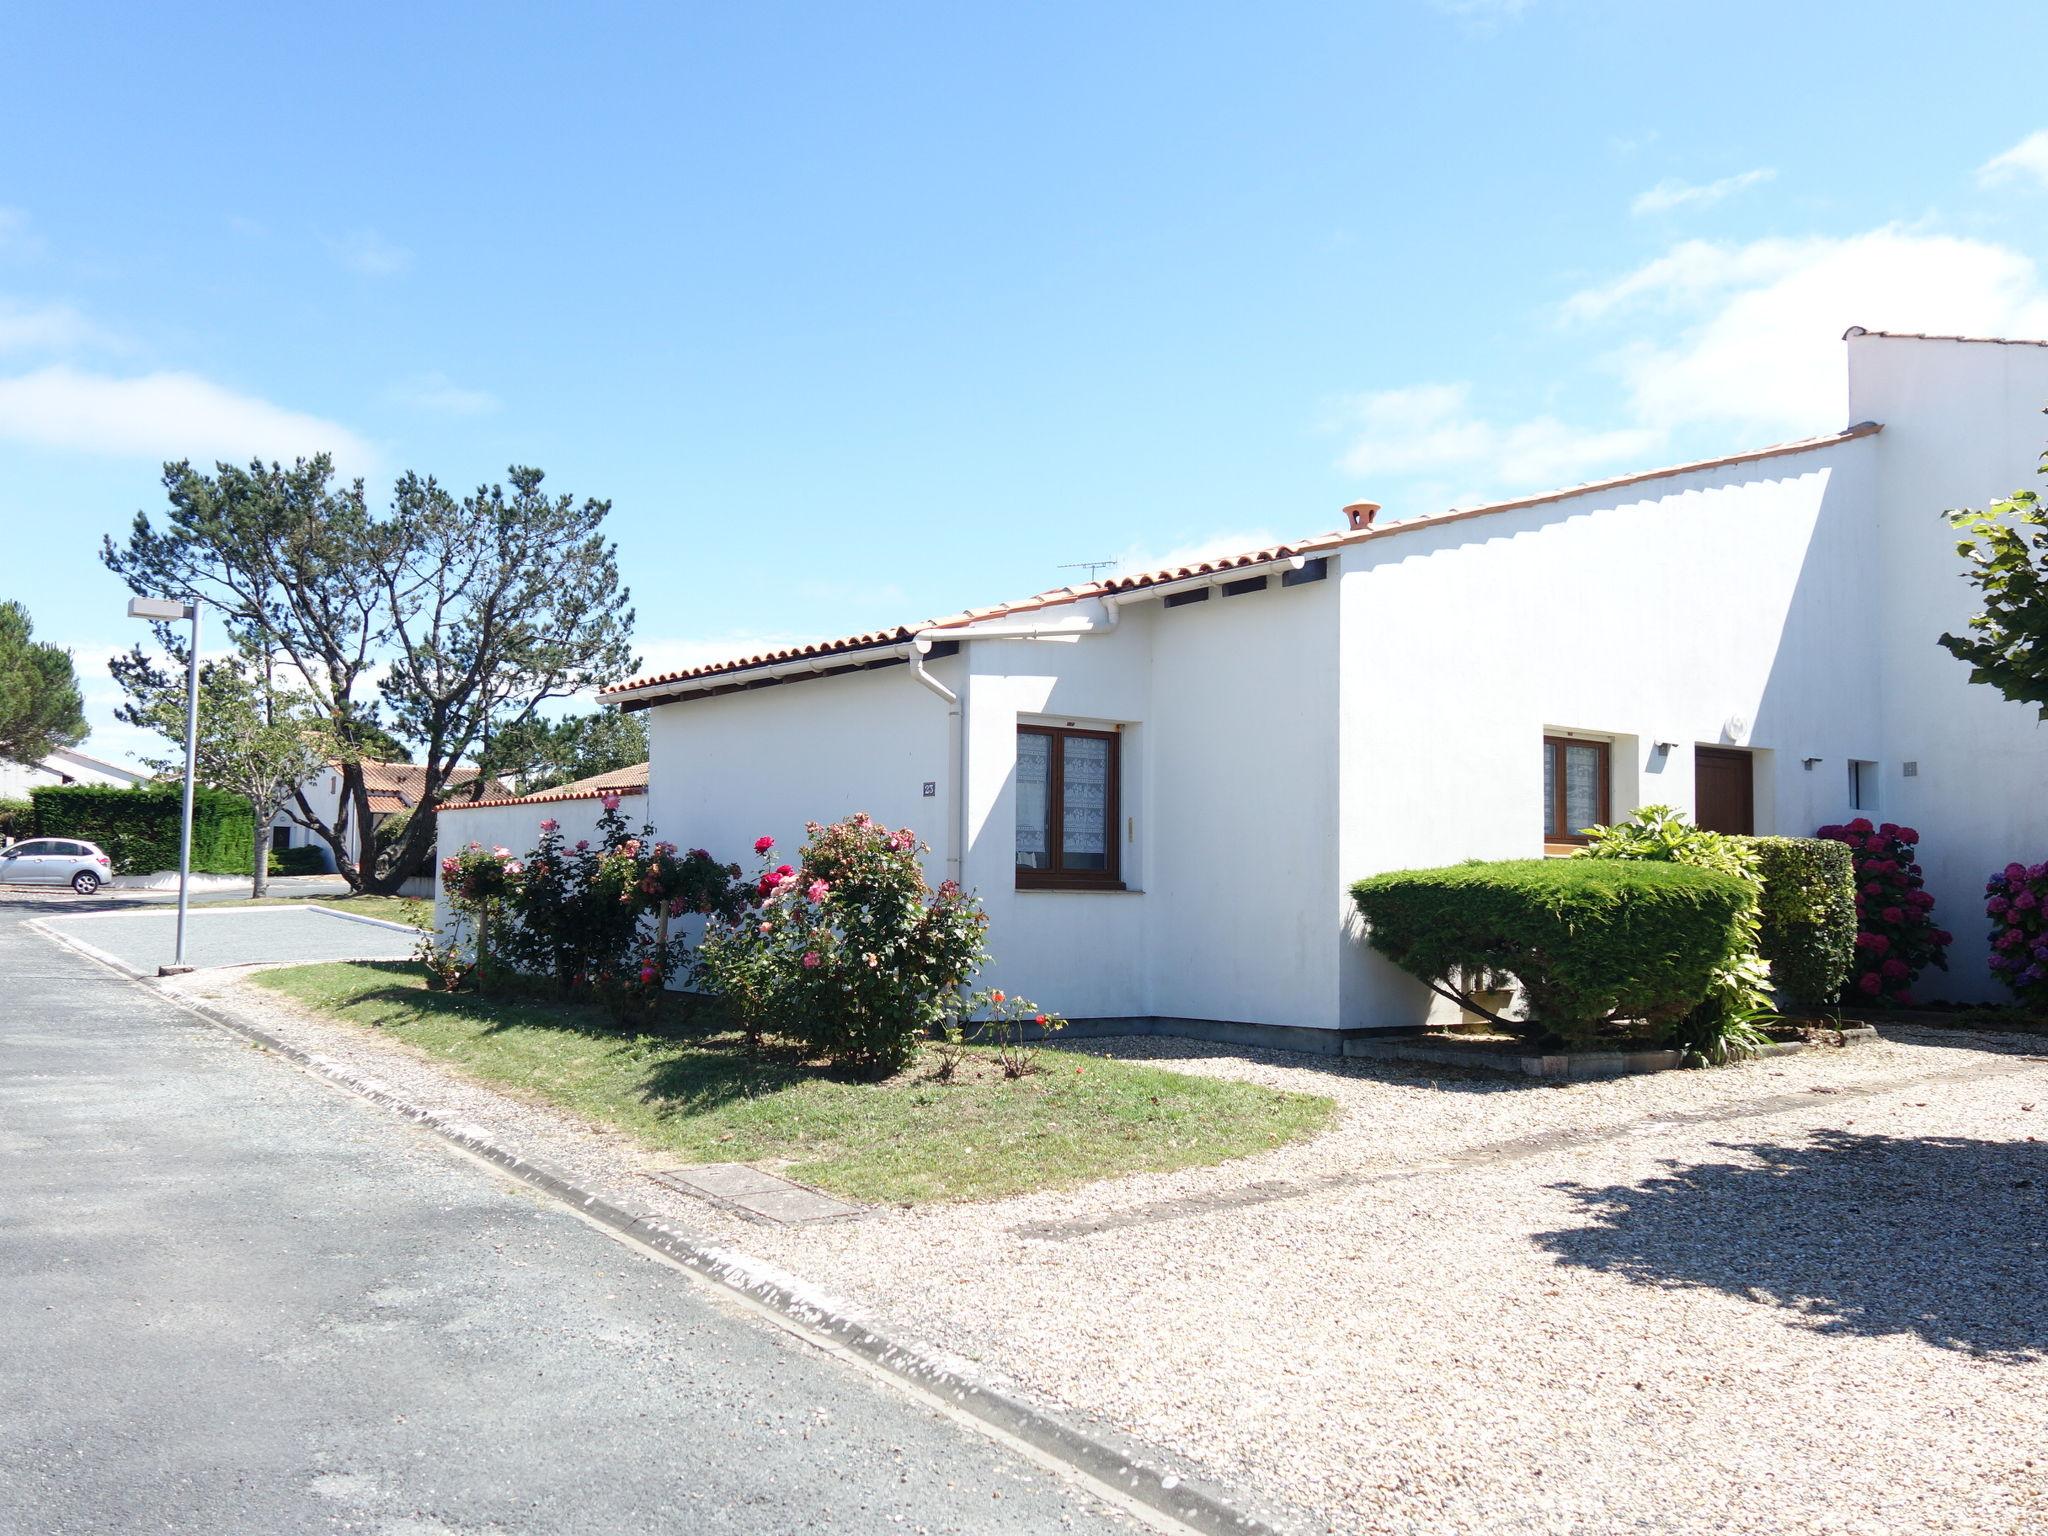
<box><xmin>248</xmin><ymin>960</ymin><xmax>1337</xmax><ymax>1203</ymax></box>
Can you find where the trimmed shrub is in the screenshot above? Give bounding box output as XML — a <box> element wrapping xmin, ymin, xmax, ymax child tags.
<box><xmin>0</xmin><ymin>797</ymin><xmax>32</xmax><ymax>842</ymax></box>
<box><xmin>1983</xmin><ymin>860</ymin><xmax>2048</xmax><ymax>1010</ymax></box>
<box><xmin>1350</xmin><ymin>858</ymin><xmax>1754</xmax><ymax>1050</ymax></box>
<box><xmin>1744</xmin><ymin>836</ymin><xmax>1857</xmax><ymax>1011</ymax></box>
<box><xmin>30</xmin><ymin>783</ymin><xmax>253</xmax><ymax>876</ymax></box>
<box><xmin>1815</xmin><ymin>818</ymin><xmax>1952</xmax><ymax>1005</ymax></box>
<box><xmin>268</xmin><ymin>844</ymin><xmax>329</xmax><ymax>876</ymax></box>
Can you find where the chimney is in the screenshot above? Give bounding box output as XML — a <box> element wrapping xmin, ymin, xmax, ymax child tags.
<box><xmin>1342</xmin><ymin>501</ymin><xmax>1380</xmax><ymax>531</ymax></box>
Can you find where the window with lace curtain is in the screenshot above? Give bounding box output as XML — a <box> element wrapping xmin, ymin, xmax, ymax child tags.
<box><xmin>1015</xmin><ymin>725</ymin><xmax>1121</xmax><ymax>888</ymax></box>
<box><xmin>1542</xmin><ymin>735</ymin><xmax>1609</xmax><ymax>847</ymax></box>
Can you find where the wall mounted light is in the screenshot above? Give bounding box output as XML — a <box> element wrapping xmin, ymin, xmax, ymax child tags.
<box><xmin>1802</xmin><ymin>757</ymin><xmax>1824</xmax><ymax>770</ymax></box>
<box><xmin>1652</xmin><ymin>741</ymin><xmax>1678</xmax><ymax>755</ymax></box>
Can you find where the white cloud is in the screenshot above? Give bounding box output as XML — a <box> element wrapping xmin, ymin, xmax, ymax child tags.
<box><xmin>625</xmin><ymin>630</ymin><xmax>825</xmax><ymax>681</ymax></box>
<box><xmin>1631</xmin><ymin>167</ymin><xmax>1775</xmax><ymax>216</ymax></box>
<box><xmin>0</xmin><ymin>298</ymin><xmax>120</xmax><ymax>354</ymax></box>
<box><xmin>387</xmin><ymin>370</ymin><xmax>499</xmax><ymax>416</ymax></box>
<box><xmin>1108</xmin><ymin>530</ymin><xmax>1285</xmax><ymax>577</ymax></box>
<box><xmin>1977</xmin><ymin>130</ymin><xmax>2048</xmax><ymax>191</ymax></box>
<box><xmin>1579</xmin><ymin>227</ymin><xmax>2048</xmax><ymax>437</ymax></box>
<box><xmin>0</xmin><ymin>364</ymin><xmax>374</xmax><ymax>472</ymax></box>
<box><xmin>1334</xmin><ymin>224</ymin><xmax>2048</xmax><ymax>507</ymax></box>
<box><xmin>1336</xmin><ymin>382</ymin><xmax>1664</xmax><ymax>489</ymax></box>
<box><xmin>328</xmin><ymin>228</ymin><xmax>412</xmax><ymax>276</ymax></box>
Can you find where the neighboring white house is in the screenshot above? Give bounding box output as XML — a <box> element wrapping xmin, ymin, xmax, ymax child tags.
<box><xmin>0</xmin><ymin>747</ymin><xmax>149</xmax><ymax>801</ymax></box>
<box><xmin>586</xmin><ymin>330</ymin><xmax>2047</xmax><ymax>1039</ymax></box>
<box><xmin>433</xmin><ymin>763</ymin><xmax>650</xmax><ymax>932</ymax></box>
<box><xmin>274</xmin><ymin>760</ymin><xmax>508</xmax><ymax>872</ymax></box>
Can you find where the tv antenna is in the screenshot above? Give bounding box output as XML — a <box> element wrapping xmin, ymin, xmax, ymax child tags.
<box><xmin>1058</xmin><ymin>559</ymin><xmax>1117</xmax><ymax>582</ymax></box>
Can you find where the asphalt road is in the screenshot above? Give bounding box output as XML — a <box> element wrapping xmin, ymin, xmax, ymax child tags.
<box><xmin>0</xmin><ymin>899</ymin><xmax>1138</xmax><ymax>1536</ymax></box>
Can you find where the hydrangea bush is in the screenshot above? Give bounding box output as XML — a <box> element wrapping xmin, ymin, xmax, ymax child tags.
<box><xmin>1814</xmin><ymin>818</ymin><xmax>1952</xmax><ymax>1006</ymax></box>
<box><xmin>1984</xmin><ymin>860</ymin><xmax>2048</xmax><ymax>1009</ymax></box>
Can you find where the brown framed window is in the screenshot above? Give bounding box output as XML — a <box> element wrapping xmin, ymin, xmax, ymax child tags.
<box><xmin>1015</xmin><ymin>725</ymin><xmax>1121</xmax><ymax>888</ymax></box>
<box><xmin>1542</xmin><ymin>735</ymin><xmax>1610</xmax><ymax>846</ymax></box>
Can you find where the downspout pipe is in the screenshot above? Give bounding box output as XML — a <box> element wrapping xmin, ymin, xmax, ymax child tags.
<box><xmin>908</xmin><ymin>639</ymin><xmax>964</xmax><ymax>886</ymax></box>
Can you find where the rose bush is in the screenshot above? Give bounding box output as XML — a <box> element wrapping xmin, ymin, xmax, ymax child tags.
<box><xmin>1983</xmin><ymin>859</ymin><xmax>2048</xmax><ymax>1010</ymax></box>
<box><xmin>1814</xmin><ymin>818</ymin><xmax>1952</xmax><ymax>1006</ymax></box>
<box><xmin>434</xmin><ymin>801</ymin><xmax>743</xmax><ymax>1017</ymax></box>
<box><xmin>696</xmin><ymin>813</ymin><xmax>994</xmax><ymax>1074</ymax></box>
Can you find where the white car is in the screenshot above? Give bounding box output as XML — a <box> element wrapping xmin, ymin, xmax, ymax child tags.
<box><xmin>0</xmin><ymin>838</ymin><xmax>114</xmax><ymax>894</ymax></box>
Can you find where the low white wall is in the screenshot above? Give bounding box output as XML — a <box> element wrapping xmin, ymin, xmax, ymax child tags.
<box><xmin>433</xmin><ymin>791</ymin><xmax>647</xmax><ymax>940</ymax></box>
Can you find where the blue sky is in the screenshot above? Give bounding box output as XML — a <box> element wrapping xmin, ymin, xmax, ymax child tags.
<box><xmin>6</xmin><ymin>0</ymin><xmax>2048</xmax><ymax>765</ymax></box>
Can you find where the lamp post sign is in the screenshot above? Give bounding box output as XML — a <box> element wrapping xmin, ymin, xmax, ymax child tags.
<box><xmin>127</xmin><ymin>596</ymin><xmax>201</xmax><ymax>973</ymax></box>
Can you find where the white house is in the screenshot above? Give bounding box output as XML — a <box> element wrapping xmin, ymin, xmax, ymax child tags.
<box><xmin>0</xmin><ymin>747</ymin><xmax>148</xmax><ymax>802</ymax></box>
<box><xmin>274</xmin><ymin>759</ymin><xmax>507</xmax><ymax>872</ymax></box>
<box><xmin>592</xmin><ymin>331</ymin><xmax>2048</xmax><ymax>1042</ymax></box>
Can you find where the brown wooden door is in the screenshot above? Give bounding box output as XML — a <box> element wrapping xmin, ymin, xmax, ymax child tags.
<box><xmin>1694</xmin><ymin>747</ymin><xmax>1755</xmax><ymax>835</ymax></box>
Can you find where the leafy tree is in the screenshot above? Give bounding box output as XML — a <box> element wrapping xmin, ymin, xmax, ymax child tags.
<box><xmin>479</xmin><ymin>707</ymin><xmax>647</xmax><ymax>794</ymax></box>
<box><xmin>1941</xmin><ymin>447</ymin><xmax>2048</xmax><ymax>717</ymax></box>
<box><xmin>103</xmin><ymin>456</ymin><xmax>637</xmax><ymax>894</ymax></box>
<box><xmin>0</xmin><ymin>600</ymin><xmax>88</xmax><ymax>766</ymax></box>
<box><xmin>111</xmin><ymin>644</ymin><xmax>331</xmax><ymax>897</ymax></box>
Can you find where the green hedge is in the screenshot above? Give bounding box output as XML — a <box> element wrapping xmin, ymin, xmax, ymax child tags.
<box><xmin>30</xmin><ymin>783</ymin><xmax>254</xmax><ymax>877</ymax></box>
<box><xmin>269</xmin><ymin>843</ymin><xmax>329</xmax><ymax>876</ymax></box>
<box><xmin>1743</xmin><ymin>835</ymin><xmax>1856</xmax><ymax>1011</ymax></box>
<box><xmin>0</xmin><ymin>797</ymin><xmax>31</xmax><ymax>842</ymax></box>
<box><xmin>1350</xmin><ymin>859</ymin><xmax>1754</xmax><ymax>1050</ymax></box>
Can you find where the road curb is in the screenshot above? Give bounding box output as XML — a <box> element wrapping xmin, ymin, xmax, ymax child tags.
<box><xmin>305</xmin><ymin>903</ymin><xmax>425</xmax><ymax>936</ymax></box>
<box><xmin>32</xmin><ymin>925</ymin><xmax>1298</xmax><ymax>1536</ymax></box>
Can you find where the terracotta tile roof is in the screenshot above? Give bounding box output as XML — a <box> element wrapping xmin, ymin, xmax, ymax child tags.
<box><xmin>349</xmin><ymin>759</ymin><xmax>510</xmax><ymax>812</ymax></box>
<box><xmin>599</xmin><ymin>525</ymin><xmax>1378</xmax><ymax>700</ymax></box>
<box><xmin>456</xmin><ymin>762</ymin><xmax>651</xmax><ymax>811</ymax></box>
<box><xmin>601</xmin><ymin>419</ymin><xmax>1882</xmax><ymax>705</ymax></box>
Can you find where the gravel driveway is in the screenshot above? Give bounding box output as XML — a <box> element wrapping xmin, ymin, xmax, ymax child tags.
<box><xmin>181</xmin><ymin>965</ymin><xmax>2048</xmax><ymax>1536</ymax></box>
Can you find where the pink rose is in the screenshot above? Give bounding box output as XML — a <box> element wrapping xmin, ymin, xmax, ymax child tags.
<box><xmin>575</xmin><ymin>839</ymin><xmax>590</xmax><ymax>851</ymax></box>
<box><xmin>638</xmin><ymin>965</ymin><xmax>657</xmax><ymax>984</ymax></box>
<box><xmin>539</xmin><ymin>818</ymin><xmax>559</xmax><ymax>833</ymax></box>
<box><xmin>754</xmin><ymin>836</ymin><xmax>775</xmax><ymax>855</ymax></box>
<box><xmin>802</xmin><ymin>951</ymin><xmax>821</xmax><ymax>969</ymax></box>
<box><xmin>806</xmin><ymin>879</ymin><xmax>829</xmax><ymax>903</ymax></box>
<box><xmin>601</xmin><ymin>793</ymin><xmax>621</xmax><ymax>811</ymax></box>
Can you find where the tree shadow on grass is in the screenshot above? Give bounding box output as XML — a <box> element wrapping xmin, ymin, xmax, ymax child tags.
<box><xmin>327</xmin><ymin>961</ymin><xmax>806</xmax><ymax>1118</ymax></box>
<box><xmin>1536</xmin><ymin>1128</ymin><xmax>2048</xmax><ymax>1361</ymax></box>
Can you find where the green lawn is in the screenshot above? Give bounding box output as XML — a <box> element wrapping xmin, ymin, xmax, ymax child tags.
<box><xmin>249</xmin><ymin>961</ymin><xmax>1337</xmax><ymax>1203</ymax></box>
<box><xmin>210</xmin><ymin>893</ymin><xmax>432</xmax><ymax>929</ymax></box>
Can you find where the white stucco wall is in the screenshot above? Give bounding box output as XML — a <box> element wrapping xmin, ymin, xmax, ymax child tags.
<box><xmin>433</xmin><ymin>791</ymin><xmax>644</xmax><ymax>938</ymax></box>
<box><xmin>1849</xmin><ymin>332</ymin><xmax>2048</xmax><ymax>996</ymax></box>
<box><xmin>1333</xmin><ymin>441</ymin><xmax>1887</xmax><ymax>1024</ymax></box>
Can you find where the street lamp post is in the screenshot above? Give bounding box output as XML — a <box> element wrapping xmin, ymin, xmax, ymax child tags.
<box><xmin>127</xmin><ymin>596</ymin><xmax>200</xmax><ymax>974</ymax></box>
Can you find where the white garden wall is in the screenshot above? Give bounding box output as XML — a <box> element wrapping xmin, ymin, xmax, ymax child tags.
<box><xmin>434</xmin><ymin>791</ymin><xmax>644</xmax><ymax>938</ymax></box>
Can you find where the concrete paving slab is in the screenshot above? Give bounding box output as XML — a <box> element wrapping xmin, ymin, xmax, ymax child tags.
<box><xmin>36</xmin><ymin>903</ymin><xmax>415</xmax><ymax>975</ymax></box>
<box><xmin>651</xmin><ymin>1164</ymin><xmax>866</xmax><ymax>1223</ymax></box>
